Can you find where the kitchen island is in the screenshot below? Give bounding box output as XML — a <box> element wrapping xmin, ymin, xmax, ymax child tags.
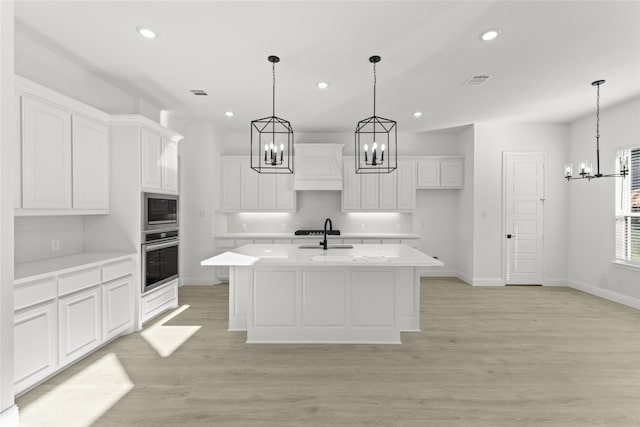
<box><xmin>201</xmin><ymin>244</ymin><xmax>443</xmax><ymax>344</ymax></box>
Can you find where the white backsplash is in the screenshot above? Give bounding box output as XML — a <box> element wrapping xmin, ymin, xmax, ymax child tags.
<box><xmin>223</xmin><ymin>191</ymin><xmax>412</xmax><ymax>234</ymax></box>
<box><xmin>15</xmin><ymin>216</ymin><xmax>85</xmax><ymax>264</ymax></box>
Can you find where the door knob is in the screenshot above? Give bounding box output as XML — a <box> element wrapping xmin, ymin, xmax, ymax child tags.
<box><xmin>506</xmin><ymin>234</ymin><xmax>516</xmax><ymax>239</ymax></box>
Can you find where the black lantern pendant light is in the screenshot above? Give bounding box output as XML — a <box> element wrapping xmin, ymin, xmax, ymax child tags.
<box><xmin>355</xmin><ymin>55</ymin><xmax>397</xmax><ymax>174</ymax></box>
<box><xmin>251</xmin><ymin>55</ymin><xmax>294</xmax><ymax>174</ymax></box>
<box><xmin>564</xmin><ymin>79</ymin><xmax>628</xmax><ymax>181</ymax></box>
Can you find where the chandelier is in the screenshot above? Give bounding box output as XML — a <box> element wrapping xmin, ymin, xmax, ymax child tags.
<box><xmin>355</xmin><ymin>55</ymin><xmax>397</xmax><ymax>174</ymax></box>
<box><xmin>250</xmin><ymin>55</ymin><xmax>294</xmax><ymax>174</ymax></box>
<box><xmin>564</xmin><ymin>80</ymin><xmax>628</xmax><ymax>181</ymax></box>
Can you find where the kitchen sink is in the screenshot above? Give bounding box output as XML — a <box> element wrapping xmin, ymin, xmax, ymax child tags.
<box><xmin>298</xmin><ymin>245</ymin><xmax>354</xmax><ymax>249</ymax></box>
<box><xmin>310</xmin><ymin>255</ymin><xmax>365</xmax><ymax>262</ymax></box>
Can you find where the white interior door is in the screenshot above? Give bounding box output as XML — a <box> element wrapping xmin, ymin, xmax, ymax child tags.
<box><xmin>503</xmin><ymin>152</ymin><xmax>544</xmax><ymax>285</ymax></box>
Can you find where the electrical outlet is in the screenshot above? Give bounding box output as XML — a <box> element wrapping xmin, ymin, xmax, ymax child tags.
<box><xmin>396</xmin><ymin>223</ymin><xmax>401</xmax><ymax>232</ymax></box>
<box><xmin>51</xmin><ymin>239</ymin><xmax>60</xmax><ymax>251</ymax></box>
<box><xmin>241</xmin><ymin>223</ymin><xmax>247</xmax><ymax>232</ymax></box>
<box><xmin>281</xmin><ymin>223</ymin><xmax>287</xmax><ymax>231</ymax></box>
<box><xmin>360</xmin><ymin>223</ymin><xmax>365</xmax><ymax>231</ymax></box>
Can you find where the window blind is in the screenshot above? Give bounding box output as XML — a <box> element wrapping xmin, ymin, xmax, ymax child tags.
<box><xmin>616</xmin><ymin>148</ymin><xmax>640</xmax><ymax>262</ymax></box>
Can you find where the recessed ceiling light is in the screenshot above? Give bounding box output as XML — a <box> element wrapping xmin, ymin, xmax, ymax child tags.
<box><xmin>225</xmin><ymin>111</ymin><xmax>234</xmax><ymax>117</ymax></box>
<box><xmin>137</xmin><ymin>27</ymin><xmax>157</xmax><ymax>39</ymax></box>
<box><xmin>413</xmin><ymin>112</ymin><xmax>423</xmax><ymax>118</ymax></box>
<box><xmin>317</xmin><ymin>82</ymin><xmax>329</xmax><ymax>89</ymax></box>
<box><xmin>480</xmin><ymin>29</ymin><xmax>501</xmax><ymax>41</ymax></box>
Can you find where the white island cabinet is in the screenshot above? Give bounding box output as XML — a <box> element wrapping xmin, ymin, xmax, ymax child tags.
<box><xmin>202</xmin><ymin>244</ymin><xmax>442</xmax><ymax>344</ymax></box>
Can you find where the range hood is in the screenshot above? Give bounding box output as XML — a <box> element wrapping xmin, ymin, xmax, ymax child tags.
<box><xmin>293</xmin><ymin>144</ymin><xmax>344</xmax><ymax>190</ymax></box>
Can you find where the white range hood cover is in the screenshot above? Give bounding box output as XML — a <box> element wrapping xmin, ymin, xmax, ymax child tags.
<box><xmin>293</xmin><ymin>143</ymin><xmax>344</xmax><ymax>190</ymax></box>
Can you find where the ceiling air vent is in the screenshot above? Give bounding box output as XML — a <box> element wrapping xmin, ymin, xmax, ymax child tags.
<box><xmin>464</xmin><ymin>75</ymin><xmax>490</xmax><ymax>86</ymax></box>
<box><xmin>190</xmin><ymin>89</ymin><xmax>208</xmax><ymax>96</ymax></box>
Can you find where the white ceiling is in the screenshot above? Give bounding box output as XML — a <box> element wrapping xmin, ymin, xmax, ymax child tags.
<box><xmin>13</xmin><ymin>1</ymin><xmax>640</xmax><ymax>133</ymax></box>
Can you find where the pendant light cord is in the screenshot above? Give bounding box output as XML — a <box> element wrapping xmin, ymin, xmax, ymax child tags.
<box><xmin>272</xmin><ymin>61</ymin><xmax>276</xmax><ymax>117</ymax></box>
<box><xmin>373</xmin><ymin>61</ymin><xmax>377</xmax><ymax>117</ymax></box>
<box><xmin>595</xmin><ymin>81</ymin><xmax>601</xmax><ymax>175</ymax></box>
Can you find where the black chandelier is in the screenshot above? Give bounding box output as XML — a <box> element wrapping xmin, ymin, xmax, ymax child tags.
<box><xmin>251</xmin><ymin>55</ymin><xmax>294</xmax><ymax>174</ymax></box>
<box><xmin>355</xmin><ymin>55</ymin><xmax>397</xmax><ymax>174</ymax></box>
<box><xmin>565</xmin><ymin>79</ymin><xmax>628</xmax><ymax>181</ymax></box>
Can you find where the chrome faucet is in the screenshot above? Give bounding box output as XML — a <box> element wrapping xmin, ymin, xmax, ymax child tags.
<box><xmin>321</xmin><ymin>218</ymin><xmax>333</xmax><ymax>250</ymax></box>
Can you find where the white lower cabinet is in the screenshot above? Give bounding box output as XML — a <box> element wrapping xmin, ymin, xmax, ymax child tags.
<box><xmin>14</xmin><ymin>301</ymin><xmax>58</xmax><ymax>394</ymax></box>
<box><xmin>141</xmin><ymin>280</ymin><xmax>179</xmax><ymax>324</ymax></box>
<box><xmin>14</xmin><ymin>255</ymin><xmax>134</xmax><ymax>395</ymax></box>
<box><xmin>103</xmin><ymin>276</ymin><xmax>133</xmax><ymax>341</ymax></box>
<box><xmin>58</xmin><ymin>286</ymin><xmax>102</xmax><ymax>366</ymax></box>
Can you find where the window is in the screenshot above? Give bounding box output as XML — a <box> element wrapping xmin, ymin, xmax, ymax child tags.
<box><xmin>616</xmin><ymin>147</ymin><xmax>640</xmax><ymax>263</ymax></box>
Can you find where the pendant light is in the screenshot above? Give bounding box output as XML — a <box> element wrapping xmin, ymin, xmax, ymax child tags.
<box><xmin>355</xmin><ymin>55</ymin><xmax>397</xmax><ymax>174</ymax></box>
<box><xmin>564</xmin><ymin>80</ymin><xmax>628</xmax><ymax>181</ymax></box>
<box><xmin>251</xmin><ymin>55</ymin><xmax>294</xmax><ymax>174</ymax></box>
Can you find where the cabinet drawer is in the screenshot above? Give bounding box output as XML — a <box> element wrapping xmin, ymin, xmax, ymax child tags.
<box><xmin>15</xmin><ymin>277</ymin><xmax>57</xmax><ymax>311</ymax></box>
<box><xmin>102</xmin><ymin>258</ymin><xmax>133</xmax><ymax>282</ymax></box>
<box><xmin>58</xmin><ymin>267</ymin><xmax>101</xmax><ymax>297</ymax></box>
<box><xmin>234</xmin><ymin>239</ymin><xmax>254</xmax><ymax>247</ymax></box>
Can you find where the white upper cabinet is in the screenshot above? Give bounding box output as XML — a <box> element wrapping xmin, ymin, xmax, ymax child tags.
<box><xmin>416</xmin><ymin>159</ymin><xmax>441</xmax><ymax>188</ymax></box>
<box><xmin>341</xmin><ymin>161</ymin><xmax>361</xmax><ymax>211</ymax></box>
<box><xmin>141</xmin><ymin>128</ymin><xmax>179</xmax><ymax>194</ymax></box>
<box><xmin>416</xmin><ymin>157</ymin><xmax>464</xmax><ymax>189</ymax></box>
<box><xmin>72</xmin><ymin>115</ymin><xmax>109</xmax><ymax>210</ymax></box>
<box><xmin>141</xmin><ymin>128</ymin><xmax>162</xmax><ymax>191</ymax></box>
<box><xmin>21</xmin><ymin>96</ymin><xmax>72</xmax><ymax>210</ymax></box>
<box><xmin>396</xmin><ymin>160</ymin><xmax>416</xmax><ymax>211</ymax></box>
<box><xmin>221</xmin><ymin>156</ymin><xmax>296</xmax><ymax>212</ymax></box>
<box><xmin>342</xmin><ymin>157</ymin><xmax>416</xmax><ymax>212</ymax></box>
<box><xmin>440</xmin><ymin>159</ymin><xmax>464</xmax><ymax>188</ymax></box>
<box><xmin>161</xmin><ymin>139</ymin><xmax>179</xmax><ymax>193</ymax></box>
<box><xmin>16</xmin><ymin>77</ymin><xmax>111</xmax><ymax>215</ymax></box>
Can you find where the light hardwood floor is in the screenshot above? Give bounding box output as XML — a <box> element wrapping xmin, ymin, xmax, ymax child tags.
<box><xmin>16</xmin><ymin>278</ymin><xmax>640</xmax><ymax>427</ymax></box>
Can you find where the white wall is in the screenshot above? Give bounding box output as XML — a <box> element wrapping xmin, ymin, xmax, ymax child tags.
<box><xmin>472</xmin><ymin>123</ymin><xmax>569</xmax><ymax>285</ymax></box>
<box><xmin>14</xmin><ymin>216</ymin><xmax>84</xmax><ymax>264</ymax></box>
<box><xmin>0</xmin><ymin>1</ymin><xmax>17</xmax><ymax>423</ymax></box>
<box><xmin>567</xmin><ymin>96</ymin><xmax>640</xmax><ymax>307</ymax></box>
<box><xmin>456</xmin><ymin>125</ymin><xmax>475</xmax><ymax>283</ymax></box>
<box><xmin>179</xmin><ymin>122</ymin><xmax>224</xmax><ymax>285</ymax></box>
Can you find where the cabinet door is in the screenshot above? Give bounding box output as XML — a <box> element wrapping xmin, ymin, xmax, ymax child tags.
<box><xmin>161</xmin><ymin>138</ymin><xmax>179</xmax><ymax>193</ymax></box>
<box><xmin>21</xmin><ymin>96</ymin><xmax>72</xmax><ymax>209</ymax></box>
<box><xmin>342</xmin><ymin>161</ymin><xmax>361</xmax><ymax>211</ymax></box>
<box><xmin>14</xmin><ymin>302</ymin><xmax>58</xmax><ymax>394</ymax></box>
<box><xmin>59</xmin><ymin>286</ymin><xmax>102</xmax><ymax>366</ymax></box>
<box><xmin>379</xmin><ymin>171</ymin><xmax>396</xmax><ymax>211</ymax></box>
<box><xmin>241</xmin><ymin>163</ymin><xmax>259</xmax><ymax>210</ymax></box>
<box><xmin>141</xmin><ymin>128</ymin><xmax>162</xmax><ymax>191</ymax></box>
<box><xmin>416</xmin><ymin>159</ymin><xmax>440</xmax><ymax>188</ymax></box>
<box><xmin>72</xmin><ymin>115</ymin><xmax>109</xmax><ymax>210</ymax></box>
<box><xmin>103</xmin><ymin>276</ymin><xmax>133</xmax><ymax>341</ymax></box>
<box><xmin>276</xmin><ymin>174</ymin><xmax>296</xmax><ymax>211</ymax></box>
<box><xmin>221</xmin><ymin>160</ymin><xmax>242</xmax><ymax>211</ymax></box>
<box><xmin>361</xmin><ymin>174</ymin><xmax>379</xmax><ymax>210</ymax></box>
<box><xmin>397</xmin><ymin>160</ymin><xmax>416</xmax><ymax>211</ymax></box>
<box><xmin>440</xmin><ymin>159</ymin><xmax>464</xmax><ymax>188</ymax></box>
<box><xmin>258</xmin><ymin>173</ymin><xmax>277</xmax><ymax>210</ymax></box>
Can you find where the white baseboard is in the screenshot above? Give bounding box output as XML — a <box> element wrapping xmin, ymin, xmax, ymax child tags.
<box><xmin>454</xmin><ymin>271</ymin><xmax>473</xmax><ymax>285</ymax></box>
<box><xmin>567</xmin><ymin>280</ymin><xmax>640</xmax><ymax>309</ymax></box>
<box><xmin>0</xmin><ymin>404</ymin><xmax>18</xmax><ymax>427</ymax></box>
<box><xmin>419</xmin><ymin>269</ymin><xmax>458</xmax><ymax>277</ymax></box>
<box><xmin>179</xmin><ymin>277</ymin><xmax>218</xmax><ymax>286</ymax></box>
<box><xmin>543</xmin><ymin>278</ymin><xmax>567</xmax><ymax>287</ymax></box>
<box><xmin>471</xmin><ymin>277</ymin><xmax>505</xmax><ymax>286</ymax></box>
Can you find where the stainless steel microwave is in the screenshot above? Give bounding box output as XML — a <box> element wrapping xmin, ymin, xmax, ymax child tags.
<box><xmin>143</xmin><ymin>193</ymin><xmax>178</xmax><ymax>231</ymax></box>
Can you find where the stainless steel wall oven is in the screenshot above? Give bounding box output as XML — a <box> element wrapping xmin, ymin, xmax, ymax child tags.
<box><xmin>142</xmin><ymin>229</ymin><xmax>179</xmax><ymax>294</ymax></box>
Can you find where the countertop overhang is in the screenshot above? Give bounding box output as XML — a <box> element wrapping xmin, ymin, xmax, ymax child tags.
<box><xmin>202</xmin><ymin>244</ymin><xmax>443</xmax><ymax>267</ymax></box>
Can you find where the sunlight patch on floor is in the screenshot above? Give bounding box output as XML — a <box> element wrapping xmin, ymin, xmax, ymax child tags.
<box><xmin>18</xmin><ymin>353</ymin><xmax>133</xmax><ymax>427</ymax></box>
<box><xmin>141</xmin><ymin>304</ymin><xmax>201</xmax><ymax>357</ymax></box>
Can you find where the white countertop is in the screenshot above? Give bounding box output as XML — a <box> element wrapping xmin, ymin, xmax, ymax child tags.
<box><xmin>201</xmin><ymin>244</ymin><xmax>443</xmax><ymax>267</ymax></box>
<box><xmin>15</xmin><ymin>252</ymin><xmax>135</xmax><ymax>284</ymax></box>
<box><xmin>214</xmin><ymin>232</ymin><xmax>421</xmax><ymax>239</ymax></box>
